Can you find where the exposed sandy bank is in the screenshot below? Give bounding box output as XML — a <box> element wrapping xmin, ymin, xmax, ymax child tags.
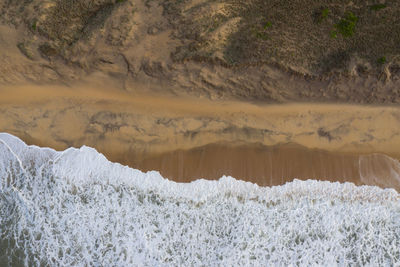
<box><xmin>0</xmin><ymin>84</ymin><xmax>400</xmax><ymax>190</ymax></box>
<box><xmin>1</xmin><ymin>0</ymin><xmax>400</xmax><ymax>104</ymax></box>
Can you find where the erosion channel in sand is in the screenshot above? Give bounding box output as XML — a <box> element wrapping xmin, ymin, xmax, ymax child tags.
<box><xmin>1</xmin><ymin>84</ymin><xmax>400</xmax><ymax>191</ymax></box>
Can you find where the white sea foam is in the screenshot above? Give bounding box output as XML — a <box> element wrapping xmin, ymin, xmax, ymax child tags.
<box><xmin>0</xmin><ymin>133</ymin><xmax>400</xmax><ymax>266</ymax></box>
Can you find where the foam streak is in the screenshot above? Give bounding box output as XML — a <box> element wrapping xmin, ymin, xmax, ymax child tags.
<box><xmin>0</xmin><ymin>133</ymin><xmax>399</xmax><ymax>266</ymax></box>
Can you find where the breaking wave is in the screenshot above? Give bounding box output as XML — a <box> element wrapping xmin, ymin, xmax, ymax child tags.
<box><xmin>0</xmin><ymin>133</ymin><xmax>399</xmax><ymax>266</ymax></box>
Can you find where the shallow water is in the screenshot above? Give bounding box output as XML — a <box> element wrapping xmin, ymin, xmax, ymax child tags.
<box><xmin>1</xmin><ymin>133</ymin><xmax>400</xmax><ymax>266</ymax></box>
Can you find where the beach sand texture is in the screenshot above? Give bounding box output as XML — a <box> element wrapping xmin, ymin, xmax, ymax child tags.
<box><xmin>1</xmin><ymin>84</ymin><xmax>399</xmax><ymax>190</ymax></box>
<box><xmin>1</xmin><ymin>0</ymin><xmax>400</xmax><ymax>191</ymax></box>
<box><xmin>2</xmin><ymin>1</ymin><xmax>400</xmax><ymax>265</ymax></box>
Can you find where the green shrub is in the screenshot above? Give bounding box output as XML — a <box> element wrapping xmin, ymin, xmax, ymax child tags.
<box><xmin>377</xmin><ymin>56</ymin><xmax>386</xmax><ymax>64</ymax></box>
<box><xmin>256</xmin><ymin>31</ymin><xmax>269</xmax><ymax>40</ymax></box>
<box><xmin>333</xmin><ymin>11</ymin><xmax>358</xmax><ymax>38</ymax></box>
<box><xmin>315</xmin><ymin>8</ymin><xmax>330</xmax><ymax>23</ymax></box>
<box><xmin>254</xmin><ymin>22</ymin><xmax>272</xmax><ymax>40</ymax></box>
<box><xmin>321</xmin><ymin>8</ymin><xmax>329</xmax><ymax>19</ymax></box>
<box><xmin>370</xmin><ymin>4</ymin><xmax>387</xmax><ymax>11</ymax></box>
<box><xmin>32</xmin><ymin>21</ymin><xmax>37</xmax><ymax>31</ymax></box>
<box><xmin>264</xmin><ymin>21</ymin><xmax>272</xmax><ymax>29</ymax></box>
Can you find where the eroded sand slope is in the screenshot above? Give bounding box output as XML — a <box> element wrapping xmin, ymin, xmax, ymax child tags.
<box><xmin>1</xmin><ymin>0</ymin><xmax>400</xmax><ymax>104</ymax></box>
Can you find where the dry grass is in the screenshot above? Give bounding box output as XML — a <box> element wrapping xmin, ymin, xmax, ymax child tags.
<box><xmin>3</xmin><ymin>0</ymin><xmax>399</xmax><ymax>76</ymax></box>
<box><xmin>2</xmin><ymin>0</ymin><xmax>400</xmax><ymax>94</ymax></box>
<box><xmin>163</xmin><ymin>0</ymin><xmax>400</xmax><ymax>76</ymax></box>
<box><xmin>39</xmin><ymin>1</ymin><xmax>115</xmax><ymax>44</ymax></box>
<box><xmin>1</xmin><ymin>0</ymin><xmax>135</xmax><ymax>61</ymax></box>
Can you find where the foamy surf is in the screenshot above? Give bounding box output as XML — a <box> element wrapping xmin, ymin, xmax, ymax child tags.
<box><xmin>0</xmin><ymin>133</ymin><xmax>399</xmax><ymax>266</ymax></box>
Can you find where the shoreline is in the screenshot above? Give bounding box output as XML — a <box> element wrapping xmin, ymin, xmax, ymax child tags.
<box><xmin>136</xmin><ymin>142</ymin><xmax>400</xmax><ymax>191</ymax></box>
<box><xmin>1</xmin><ymin>84</ymin><xmax>400</xmax><ymax>190</ymax></box>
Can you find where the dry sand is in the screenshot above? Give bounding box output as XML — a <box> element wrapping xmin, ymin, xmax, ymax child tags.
<box><xmin>0</xmin><ymin>84</ymin><xmax>400</xmax><ymax>191</ymax></box>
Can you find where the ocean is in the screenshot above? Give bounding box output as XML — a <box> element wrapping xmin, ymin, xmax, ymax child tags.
<box><xmin>0</xmin><ymin>133</ymin><xmax>399</xmax><ymax>266</ymax></box>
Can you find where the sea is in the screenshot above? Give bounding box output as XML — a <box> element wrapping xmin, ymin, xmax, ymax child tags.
<box><xmin>0</xmin><ymin>133</ymin><xmax>399</xmax><ymax>266</ymax></box>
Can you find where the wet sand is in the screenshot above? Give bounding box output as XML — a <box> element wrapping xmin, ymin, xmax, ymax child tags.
<box><xmin>1</xmin><ymin>84</ymin><xmax>400</xmax><ymax>190</ymax></box>
<box><xmin>137</xmin><ymin>142</ymin><xmax>400</xmax><ymax>191</ymax></box>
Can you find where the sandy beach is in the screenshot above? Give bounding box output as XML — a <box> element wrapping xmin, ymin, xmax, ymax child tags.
<box><xmin>1</xmin><ymin>84</ymin><xmax>399</xmax><ymax>190</ymax></box>
<box><xmin>1</xmin><ymin>0</ymin><xmax>400</xmax><ymax>193</ymax></box>
<box><xmin>2</xmin><ymin>1</ymin><xmax>400</xmax><ymax>265</ymax></box>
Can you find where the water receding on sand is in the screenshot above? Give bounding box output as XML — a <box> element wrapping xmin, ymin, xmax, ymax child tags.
<box><xmin>1</xmin><ymin>84</ymin><xmax>400</xmax><ymax>191</ymax></box>
<box><xmin>1</xmin><ymin>85</ymin><xmax>400</xmax><ymax>265</ymax></box>
<box><xmin>136</xmin><ymin>142</ymin><xmax>400</xmax><ymax>191</ymax></box>
<box><xmin>1</xmin><ymin>133</ymin><xmax>400</xmax><ymax>266</ymax></box>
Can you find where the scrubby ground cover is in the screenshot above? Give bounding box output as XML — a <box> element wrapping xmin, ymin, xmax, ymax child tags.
<box><xmin>163</xmin><ymin>0</ymin><xmax>400</xmax><ymax>76</ymax></box>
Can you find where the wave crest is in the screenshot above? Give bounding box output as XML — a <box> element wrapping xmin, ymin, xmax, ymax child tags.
<box><xmin>0</xmin><ymin>133</ymin><xmax>399</xmax><ymax>266</ymax></box>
